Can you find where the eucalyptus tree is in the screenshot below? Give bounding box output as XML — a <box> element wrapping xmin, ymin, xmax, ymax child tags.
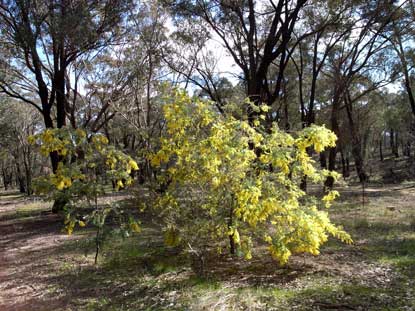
<box><xmin>164</xmin><ymin>0</ymin><xmax>309</xmax><ymax>125</ymax></box>
<box><xmin>0</xmin><ymin>0</ymin><xmax>133</xmax><ymax>171</ymax></box>
<box><xmin>92</xmin><ymin>1</ymin><xmax>171</xmax><ymax>181</ymax></box>
<box><xmin>320</xmin><ymin>0</ymin><xmax>394</xmax><ymax>186</ymax></box>
<box><xmin>383</xmin><ymin>0</ymin><xmax>415</xmax><ymax>118</ymax></box>
<box><xmin>290</xmin><ymin>0</ymin><xmax>353</xmax><ymax>129</ymax></box>
<box><xmin>164</xmin><ymin>17</ymin><xmax>242</xmax><ymax>112</ymax></box>
<box><xmin>0</xmin><ymin>97</ymin><xmax>41</xmax><ymax>194</ymax></box>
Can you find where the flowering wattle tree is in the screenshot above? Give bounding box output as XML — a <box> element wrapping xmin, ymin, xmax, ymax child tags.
<box><xmin>30</xmin><ymin>128</ymin><xmax>140</xmax><ymax>263</ymax></box>
<box><xmin>150</xmin><ymin>90</ymin><xmax>352</xmax><ymax>265</ymax></box>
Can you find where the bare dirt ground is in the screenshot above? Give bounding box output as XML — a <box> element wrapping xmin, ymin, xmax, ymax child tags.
<box><xmin>0</xmin><ymin>184</ymin><xmax>414</xmax><ymax>311</ymax></box>
<box><xmin>0</xmin><ymin>192</ymin><xmax>131</xmax><ymax>311</ymax></box>
<box><xmin>0</xmin><ymin>192</ymin><xmax>73</xmax><ymax>310</ymax></box>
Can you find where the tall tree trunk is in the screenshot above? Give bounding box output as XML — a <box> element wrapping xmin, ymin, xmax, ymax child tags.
<box><xmin>325</xmin><ymin>87</ymin><xmax>341</xmax><ymax>189</ymax></box>
<box><xmin>320</xmin><ymin>151</ymin><xmax>327</xmax><ymax>169</ymax></box>
<box><xmin>228</xmin><ymin>207</ymin><xmax>235</xmax><ymax>255</ymax></box>
<box><xmin>23</xmin><ymin>150</ymin><xmax>33</xmax><ymax>195</ymax></box>
<box><xmin>390</xmin><ymin>129</ymin><xmax>395</xmax><ymax>157</ymax></box>
<box><xmin>44</xmin><ymin>106</ymin><xmax>66</xmax><ymax>213</ymax></box>
<box><xmin>379</xmin><ymin>138</ymin><xmax>384</xmax><ymax>162</ymax></box>
<box><xmin>55</xmin><ymin>69</ymin><xmax>67</xmax><ymax>128</ymax></box>
<box><xmin>2</xmin><ymin>167</ymin><xmax>10</xmax><ymax>190</ymax></box>
<box><xmin>42</xmin><ymin>109</ymin><xmax>60</xmax><ymax>173</ymax></box>
<box><xmin>351</xmin><ymin>143</ymin><xmax>368</xmax><ymax>183</ymax></box>
<box><xmin>344</xmin><ymin>91</ymin><xmax>368</xmax><ymax>183</ymax></box>
<box><xmin>15</xmin><ymin>163</ymin><xmax>26</xmax><ymax>194</ymax></box>
<box><xmin>52</xmin><ymin>69</ymin><xmax>68</xmax><ymax>213</ymax></box>
<box><xmin>340</xmin><ymin>150</ymin><xmax>347</xmax><ymax>178</ymax></box>
<box><xmin>362</xmin><ymin>128</ymin><xmax>370</xmax><ymax>161</ymax></box>
<box><xmin>325</xmin><ymin>147</ymin><xmax>337</xmax><ymax>189</ymax></box>
<box><xmin>393</xmin><ymin>21</ymin><xmax>415</xmax><ymax>118</ymax></box>
<box><xmin>346</xmin><ymin>157</ymin><xmax>350</xmax><ymax>176</ymax></box>
<box><xmin>405</xmin><ymin>141</ymin><xmax>411</xmax><ymax>157</ymax></box>
<box><xmin>394</xmin><ymin>131</ymin><xmax>399</xmax><ymax>158</ymax></box>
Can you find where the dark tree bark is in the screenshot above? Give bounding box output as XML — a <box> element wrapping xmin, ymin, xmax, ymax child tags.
<box><xmin>390</xmin><ymin>19</ymin><xmax>415</xmax><ymax>118</ymax></box>
<box><xmin>391</xmin><ymin>130</ymin><xmax>399</xmax><ymax>158</ymax></box>
<box><xmin>15</xmin><ymin>162</ymin><xmax>26</xmax><ymax>194</ymax></box>
<box><xmin>344</xmin><ymin>90</ymin><xmax>368</xmax><ymax>183</ymax></box>
<box><xmin>320</xmin><ymin>152</ymin><xmax>327</xmax><ymax>169</ymax></box>
<box><xmin>1</xmin><ymin>166</ymin><xmax>12</xmax><ymax>191</ymax></box>
<box><xmin>404</xmin><ymin>141</ymin><xmax>411</xmax><ymax>157</ymax></box>
<box><xmin>228</xmin><ymin>207</ymin><xmax>236</xmax><ymax>256</ymax></box>
<box><xmin>325</xmin><ymin>81</ymin><xmax>342</xmax><ymax>189</ymax></box>
<box><xmin>379</xmin><ymin>138</ymin><xmax>384</xmax><ymax>161</ymax></box>
<box><xmin>346</xmin><ymin>157</ymin><xmax>350</xmax><ymax>176</ymax></box>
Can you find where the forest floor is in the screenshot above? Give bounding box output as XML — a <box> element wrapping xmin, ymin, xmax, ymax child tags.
<box><xmin>1</xmin><ymin>181</ymin><xmax>415</xmax><ymax>310</ymax></box>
